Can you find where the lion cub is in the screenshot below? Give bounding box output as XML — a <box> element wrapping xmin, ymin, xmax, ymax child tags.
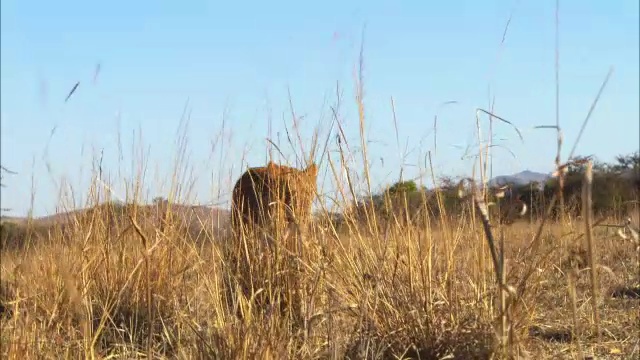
<box><xmin>231</xmin><ymin>161</ymin><xmax>318</xmax><ymax>237</ymax></box>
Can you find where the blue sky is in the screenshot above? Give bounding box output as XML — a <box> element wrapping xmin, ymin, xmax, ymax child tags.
<box><xmin>1</xmin><ymin>0</ymin><xmax>638</xmax><ymax>217</ymax></box>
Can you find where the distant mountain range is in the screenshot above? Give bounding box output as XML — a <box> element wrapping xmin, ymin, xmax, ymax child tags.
<box><xmin>488</xmin><ymin>170</ymin><xmax>552</xmax><ymax>188</ymax></box>
<box><xmin>488</xmin><ymin>167</ymin><xmax>639</xmax><ymax>188</ymax></box>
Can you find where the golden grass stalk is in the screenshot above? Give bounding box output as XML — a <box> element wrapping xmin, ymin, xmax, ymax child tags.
<box><xmin>582</xmin><ymin>160</ymin><xmax>600</xmax><ymax>343</ymax></box>
<box><xmin>567</xmin><ymin>268</ymin><xmax>585</xmax><ymax>359</ymax></box>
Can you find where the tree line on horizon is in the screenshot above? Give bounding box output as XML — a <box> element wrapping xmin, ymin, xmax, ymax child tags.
<box><xmin>347</xmin><ymin>151</ymin><xmax>639</xmax><ymax>227</ymax></box>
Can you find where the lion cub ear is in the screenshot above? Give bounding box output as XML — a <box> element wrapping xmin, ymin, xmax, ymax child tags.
<box><xmin>266</xmin><ymin>161</ymin><xmax>279</xmax><ymax>175</ymax></box>
<box><xmin>305</xmin><ymin>163</ymin><xmax>318</xmax><ymax>177</ymax></box>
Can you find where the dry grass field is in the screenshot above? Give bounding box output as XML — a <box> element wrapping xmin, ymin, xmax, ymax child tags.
<box><xmin>1</xmin><ymin>187</ymin><xmax>638</xmax><ymax>359</ymax></box>
<box><xmin>1</xmin><ymin>44</ymin><xmax>638</xmax><ymax>360</ymax></box>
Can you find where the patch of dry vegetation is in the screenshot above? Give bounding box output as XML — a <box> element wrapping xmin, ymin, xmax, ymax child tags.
<box><xmin>1</xmin><ymin>29</ymin><xmax>638</xmax><ymax>360</ymax></box>
<box><xmin>2</xmin><ymin>103</ymin><xmax>639</xmax><ymax>360</ymax></box>
<box><xmin>1</xmin><ymin>195</ymin><xmax>638</xmax><ymax>359</ymax></box>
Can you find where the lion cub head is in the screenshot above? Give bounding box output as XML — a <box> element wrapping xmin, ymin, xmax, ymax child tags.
<box><xmin>231</xmin><ymin>161</ymin><xmax>318</xmax><ymax>236</ymax></box>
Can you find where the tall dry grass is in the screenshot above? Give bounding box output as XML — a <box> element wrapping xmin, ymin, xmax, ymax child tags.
<box><xmin>2</xmin><ymin>79</ymin><xmax>638</xmax><ymax>359</ymax></box>
<box><xmin>2</xmin><ymin>20</ymin><xmax>639</xmax><ymax>360</ymax></box>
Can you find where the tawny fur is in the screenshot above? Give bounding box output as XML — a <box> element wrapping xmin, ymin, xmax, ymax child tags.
<box><xmin>230</xmin><ymin>161</ymin><xmax>318</xmax><ymax>236</ymax></box>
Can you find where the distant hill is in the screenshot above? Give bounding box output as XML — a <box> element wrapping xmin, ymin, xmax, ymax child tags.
<box><xmin>489</xmin><ymin>167</ymin><xmax>639</xmax><ymax>189</ymax></box>
<box><xmin>2</xmin><ymin>203</ymin><xmax>232</xmax><ymax>237</ymax></box>
<box><xmin>488</xmin><ymin>170</ymin><xmax>551</xmax><ymax>188</ymax></box>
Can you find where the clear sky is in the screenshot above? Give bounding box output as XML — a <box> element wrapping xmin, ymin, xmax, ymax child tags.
<box><xmin>1</xmin><ymin>0</ymin><xmax>638</xmax><ymax>217</ymax></box>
